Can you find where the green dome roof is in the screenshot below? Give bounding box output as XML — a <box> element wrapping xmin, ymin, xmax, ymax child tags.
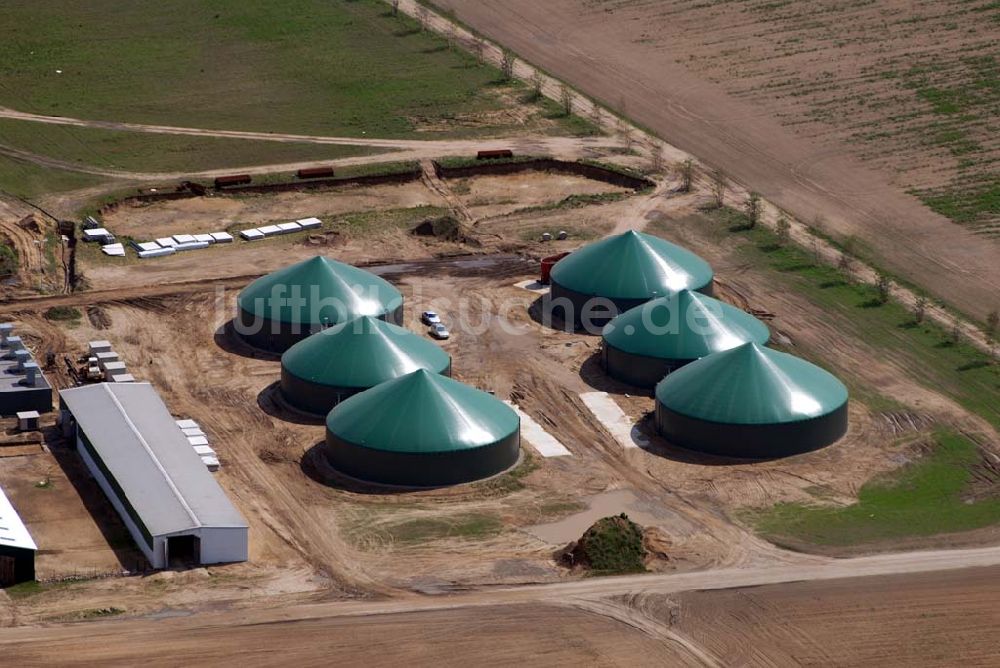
<box><xmin>603</xmin><ymin>290</ymin><xmax>769</xmax><ymax>361</ymax></box>
<box><xmin>655</xmin><ymin>343</ymin><xmax>847</xmax><ymax>424</ymax></box>
<box><xmin>326</xmin><ymin>370</ymin><xmax>519</xmax><ymax>454</ymax></box>
<box><xmin>550</xmin><ymin>231</ymin><xmax>713</xmax><ymax>299</ymax></box>
<box><xmin>282</xmin><ymin>316</ymin><xmax>450</xmax><ymax>389</ymax></box>
<box><xmin>238</xmin><ymin>256</ymin><xmax>403</xmax><ymax>326</ymax></box>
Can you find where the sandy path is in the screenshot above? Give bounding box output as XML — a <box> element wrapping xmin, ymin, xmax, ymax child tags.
<box><xmin>427</xmin><ymin>0</ymin><xmax>999</xmax><ymax>323</ymax></box>
<box><xmin>3</xmin><ymin>548</ymin><xmax>1000</xmax><ymax>649</ymax></box>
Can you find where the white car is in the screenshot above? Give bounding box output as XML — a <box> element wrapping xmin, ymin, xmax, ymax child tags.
<box><xmin>421</xmin><ymin>310</ymin><xmax>441</xmax><ymax>325</ymax></box>
<box><xmin>429</xmin><ymin>323</ymin><xmax>450</xmax><ymax>340</ymax></box>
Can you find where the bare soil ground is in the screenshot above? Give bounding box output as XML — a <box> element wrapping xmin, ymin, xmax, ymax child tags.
<box><xmin>430</xmin><ymin>0</ymin><xmax>1000</xmax><ymax>322</ymax></box>
<box><xmin>3</xmin><ymin>567</ymin><xmax>998</xmax><ymax>666</ymax></box>
<box><xmin>103</xmin><ymin>182</ymin><xmax>446</xmax><ymax>240</ymax></box>
<box><xmin>0</xmin><ymin>159</ymin><xmax>997</xmax><ymax>655</ymax></box>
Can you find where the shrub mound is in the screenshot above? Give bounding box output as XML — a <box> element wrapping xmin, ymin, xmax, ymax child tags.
<box><xmin>566</xmin><ymin>513</ymin><xmax>647</xmax><ymax>574</ymax></box>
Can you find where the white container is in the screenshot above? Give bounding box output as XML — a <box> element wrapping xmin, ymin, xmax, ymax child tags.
<box><xmin>296</xmin><ymin>217</ymin><xmax>322</xmax><ymax>229</ymax></box>
<box><xmin>239</xmin><ymin>229</ymin><xmax>264</xmax><ymax>241</ymax></box>
<box><xmin>210</xmin><ymin>232</ymin><xmax>234</xmax><ymax>243</ymax></box>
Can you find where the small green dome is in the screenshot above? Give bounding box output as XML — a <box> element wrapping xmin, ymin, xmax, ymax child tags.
<box><xmin>238</xmin><ymin>256</ymin><xmax>403</xmax><ymax>326</ymax></box>
<box><xmin>281</xmin><ymin>316</ymin><xmax>450</xmax><ymax>390</ymax></box>
<box><xmin>550</xmin><ymin>231</ymin><xmax>713</xmax><ymax>299</ymax></box>
<box><xmin>603</xmin><ymin>290</ymin><xmax>769</xmax><ymax>361</ymax></box>
<box><xmin>655</xmin><ymin>343</ymin><xmax>848</xmax><ymax>425</ymax></box>
<box><xmin>326</xmin><ymin>370</ymin><xmax>519</xmax><ymax>454</ymax></box>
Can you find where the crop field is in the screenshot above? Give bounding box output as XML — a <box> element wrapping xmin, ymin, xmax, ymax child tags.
<box><xmin>583</xmin><ymin>0</ymin><xmax>1000</xmax><ymax>234</ymax></box>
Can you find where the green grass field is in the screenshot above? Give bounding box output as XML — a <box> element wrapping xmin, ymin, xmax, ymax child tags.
<box><xmin>0</xmin><ymin>0</ymin><xmax>573</xmax><ymax>138</ymax></box>
<box><xmin>0</xmin><ymin>119</ymin><xmax>381</xmax><ymax>174</ymax></box>
<box><xmin>751</xmin><ymin>431</ymin><xmax>1000</xmax><ymax>546</ymax></box>
<box><xmin>0</xmin><ymin>154</ymin><xmax>108</xmax><ymax>199</ymax></box>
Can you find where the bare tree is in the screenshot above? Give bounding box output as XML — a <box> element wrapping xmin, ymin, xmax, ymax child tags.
<box><xmin>445</xmin><ymin>24</ymin><xmax>456</xmax><ymax>50</ymax></box>
<box><xmin>391</xmin><ymin>0</ymin><xmax>400</xmax><ymax>17</ymax></box>
<box><xmin>416</xmin><ymin>5</ymin><xmax>429</xmax><ymax>31</ymax></box>
<box><xmin>499</xmin><ymin>48</ymin><xmax>516</xmax><ymax>81</ymax></box>
<box><xmin>622</xmin><ymin>127</ymin><xmax>633</xmax><ymax>152</ymax></box>
<box><xmin>648</xmin><ymin>143</ymin><xmax>665</xmax><ymax>174</ymax></box>
<box><xmin>811</xmin><ymin>238</ymin><xmax>822</xmax><ymax>265</ymax></box>
<box><xmin>472</xmin><ymin>37</ymin><xmax>486</xmax><ymax>65</ymax></box>
<box><xmin>560</xmin><ymin>84</ymin><xmax>573</xmax><ymax>116</ymax></box>
<box><xmin>528</xmin><ymin>71</ymin><xmax>543</xmax><ymax>101</ymax></box>
<box><xmin>775</xmin><ymin>212</ymin><xmax>791</xmax><ymax>245</ymax></box>
<box><xmin>913</xmin><ymin>295</ymin><xmax>928</xmax><ymax>324</ymax></box>
<box><xmin>987</xmin><ymin>309</ymin><xmax>999</xmax><ymax>341</ymax></box>
<box><xmin>678</xmin><ymin>158</ymin><xmax>694</xmax><ymax>192</ymax></box>
<box><xmin>950</xmin><ymin>322</ymin><xmax>962</xmax><ymax>346</ymax></box>
<box><xmin>710</xmin><ymin>169</ymin><xmax>727</xmax><ymax>209</ymax></box>
<box><xmin>744</xmin><ymin>191</ymin><xmax>762</xmax><ymax>228</ymax></box>
<box><xmin>874</xmin><ymin>271</ymin><xmax>892</xmax><ymax>304</ymax></box>
<box><xmin>838</xmin><ymin>235</ymin><xmax>857</xmax><ymax>274</ymax></box>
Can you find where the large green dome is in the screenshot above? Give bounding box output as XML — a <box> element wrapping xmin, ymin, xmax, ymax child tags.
<box><xmin>326</xmin><ymin>370</ymin><xmax>518</xmax><ymax>454</ymax></box>
<box><xmin>550</xmin><ymin>230</ymin><xmax>713</xmax><ymax>300</ymax></box>
<box><xmin>282</xmin><ymin>316</ymin><xmax>451</xmax><ymax>390</ymax></box>
<box><xmin>655</xmin><ymin>343</ymin><xmax>848</xmax><ymax>425</ymax></box>
<box><xmin>238</xmin><ymin>256</ymin><xmax>403</xmax><ymax>326</ymax></box>
<box><xmin>603</xmin><ymin>290</ymin><xmax>769</xmax><ymax>361</ymax></box>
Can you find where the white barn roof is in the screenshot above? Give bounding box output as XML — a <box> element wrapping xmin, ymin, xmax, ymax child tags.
<box><xmin>59</xmin><ymin>383</ymin><xmax>246</xmax><ymax>537</ymax></box>
<box><xmin>0</xmin><ymin>486</ymin><xmax>36</xmax><ymax>551</ymax></box>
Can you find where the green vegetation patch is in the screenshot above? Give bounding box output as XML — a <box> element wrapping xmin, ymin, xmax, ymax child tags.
<box><xmin>0</xmin><ymin>0</ymin><xmax>570</xmax><ymax>139</ymax></box>
<box><xmin>43</xmin><ymin>305</ymin><xmax>81</xmax><ymax>322</ymax></box>
<box><xmin>376</xmin><ymin>512</ymin><xmax>503</xmax><ymax>545</ymax></box>
<box><xmin>751</xmin><ymin>431</ymin><xmax>1000</xmax><ymax>546</ymax></box>
<box><xmin>0</xmin><ymin>154</ymin><xmax>108</xmax><ymax>200</ymax></box>
<box><xmin>0</xmin><ymin>241</ymin><xmax>18</xmax><ymax>275</ymax></box>
<box><xmin>916</xmin><ymin>175</ymin><xmax>1000</xmax><ymax>228</ymax></box>
<box><xmin>0</xmin><ymin>118</ymin><xmax>380</xmax><ymax>175</ymax></box>
<box><xmin>570</xmin><ymin>514</ymin><xmax>647</xmax><ymax>575</ymax></box>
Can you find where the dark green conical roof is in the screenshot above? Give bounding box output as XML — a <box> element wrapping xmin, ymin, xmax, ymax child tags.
<box><xmin>656</xmin><ymin>343</ymin><xmax>847</xmax><ymax>424</ymax></box>
<box><xmin>238</xmin><ymin>256</ymin><xmax>403</xmax><ymax>325</ymax></box>
<box><xmin>282</xmin><ymin>316</ymin><xmax>450</xmax><ymax>389</ymax></box>
<box><xmin>603</xmin><ymin>290</ymin><xmax>769</xmax><ymax>361</ymax></box>
<box><xmin>550</xmin><ymin>231</ymin><xmax>713</xmax><ymax>299</ymax></box>
<box><xmin>326</xmin><ymin>370</ymin><xmax>519</xmax><ymax>454</ymax></box>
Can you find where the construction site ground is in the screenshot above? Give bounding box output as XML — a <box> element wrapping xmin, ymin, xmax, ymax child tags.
<box><xmin>0</xmin><ymin>153</ymin><xmax>997</xmax><ymax>662</ymax></box>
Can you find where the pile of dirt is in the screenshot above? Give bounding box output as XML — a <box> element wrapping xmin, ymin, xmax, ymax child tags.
<box><xmin>560</xmin><ymin>514</ymin><xmax>648</xmax><ymax>574</ymax></box>
<box><xmin>411</xmin><ymin>216</ymin><xmax>479</xmax><ymax>246</ymax></box>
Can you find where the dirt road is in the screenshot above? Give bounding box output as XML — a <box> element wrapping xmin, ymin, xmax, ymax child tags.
<box><xmin>426</xmin><ymin>0</ymin><xmax>999</xmax><ymax>323</ymax></box>
<box><xmin>4</xmin><ymin>554</ymin><xmax>1000</xmax><ymax>665</ymax></box>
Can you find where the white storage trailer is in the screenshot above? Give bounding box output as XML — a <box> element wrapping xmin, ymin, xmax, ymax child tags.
<box><xmin>59</xmin><ymin>383</ymin><xmax>248</xmax><ymax>569</ymax></box>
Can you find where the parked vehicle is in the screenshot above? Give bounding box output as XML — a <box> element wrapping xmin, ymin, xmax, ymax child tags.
<box><xmin>421</xmin><ymin>311</ymin><xmax>441</xmax><ymax>325</ymax></box>
<box><xmin>429</xmin><ymin>323</ymin><xmax>450</xmax><ymax>340</ymax></box>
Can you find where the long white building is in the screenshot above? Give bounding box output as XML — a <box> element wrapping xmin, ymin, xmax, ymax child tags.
<box><xmin>59</xmin><ymin>383</ymin><xmax>248</xmax><ymax>569</ymax></box>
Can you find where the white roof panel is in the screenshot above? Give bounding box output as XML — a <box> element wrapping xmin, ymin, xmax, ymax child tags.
<box><xmin>156</xmin><ymin>237</ymin><xmax>178</xmax><ymax>247</ymax></box>
<box><xmin>257</xmin><ymin>225</ymin><xmax>282</xmax><ymax>236</ymax></box>
<box><xmin>172</xmin><ymin>234</ymin><xmax>196</xmax><ymax>244</ymax></box>
<box><xmin>59</xmin><ymin>383</ymin><xmax>246</xmax><ymax>535</ymax></box>
<box><xmin>239</xmin><ymin>229</ymin><xmax>264</xmax><ymax>240</ymax></box>
<box><xmin>0</xmin><ymin>486</ymin><xmax>37</xmax><ymax>551</ymax></box>
<box><xmin>276</xmin><ymin>222</ymin><xmax>301</xmax><ymax>233</ymax></box>
<box><xmin>296</xmin><ymin>217</ymin><xmax>322</xmax><ymax>228</ymax></box>
<box><xmin>187</xmin><ymin>435</ymin><xmax>209</xmax><ymax>447</ymax></box>
<box><xmin>210</xmin><ymin>232</ymin><xmax>234</xmax><ymax>242</ymax></box>
<box><xmin>175</xmin><ymin>419</ymin><xmax>200</xmax><ymax>430</ymax></box>
<box><xmin>193</xmin><ymin>233</ymin><xmax>215</xmax><ymax>243</ymax></box>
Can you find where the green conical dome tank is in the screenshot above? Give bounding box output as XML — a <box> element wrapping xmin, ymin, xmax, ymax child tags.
<box><xmin>601</xmin><ymin>290</ymin><xmax>770</xmax><ymax>387</ymax></box>
<box><xmin>325</xmin><ymin>369</ymin><xmax>521</xmax><ymax>486</ymax></box>
<box><xmin>236</xmin><ymin>256</ymin><xmax>404</xmax><ymax>352</ymax></box>
<box><xmin>280</xmin><ymin>316</ymin><xmax>452</xmax><ymax>415</ymax></box>
<box><xmin>547</xmin><ymin>230</ymin><xmax>713</xmax><ymax>331</ymax></box>
<box><xmin>654</xmin><ymin>342</ymin><xmax>848</xmax><ymax>458</ymax></box>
